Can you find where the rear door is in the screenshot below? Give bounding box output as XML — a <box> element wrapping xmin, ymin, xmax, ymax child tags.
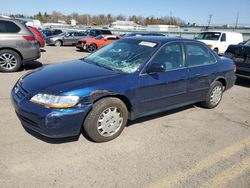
<box><xmin>138</xmin><ymin>42</ymin><xmax>188</xmax><ymax>115</ymax></box>
<box><xmin>73</xmin><ymin>32</ymin><xmax>86</xmax><ymax>43</ymax></box>
<box><xmin>185</xmin><ymin>42</ymin><xmax>218</xmax><ymax>101</ymax></box>
<box><xmin>63</xmin><ymin>32</ymin><xmax>75</xmax><ymax>44</ymax></box>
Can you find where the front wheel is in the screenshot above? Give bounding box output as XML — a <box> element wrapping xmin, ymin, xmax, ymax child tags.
<box><xmin>54</xmin><ymin>40</ymin><xmax>62</xmax><ymax>47</ymax></box>
<box><xmin>201</xmin><ymin>81</ymin><xmax>223</xmax><ymax>108</ymax></box>
<box><xmin>83</xmin><ymin>97</ymin><xmax>128</xmax><ymax>142</ymax></box>
<box><xmin>87</xmin><ymin>44</ymin><xmax>97</xmax><ymax>53</ymax></box>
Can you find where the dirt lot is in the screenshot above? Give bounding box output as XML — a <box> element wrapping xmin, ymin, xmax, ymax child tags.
<box><xmin>0</xmin><ymin>46</ymin><xmax>250</xmax><ymax>188</ymax></box>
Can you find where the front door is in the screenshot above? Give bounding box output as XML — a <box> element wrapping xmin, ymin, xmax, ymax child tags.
<box><xmin>138</xmin><ymin>42</ymin><xmax>188</xmax><ymax>116</ymax></box>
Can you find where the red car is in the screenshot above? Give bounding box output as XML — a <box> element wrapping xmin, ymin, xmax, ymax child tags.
<box><xmin>76</xmin><ymin>35</ymin><xmax>122</xmax><ymax>53</ymax></box>
<box><xmin>28</xmin><ymin>26</ymin><xmax>45</xmax><ymax>48</ymax></box>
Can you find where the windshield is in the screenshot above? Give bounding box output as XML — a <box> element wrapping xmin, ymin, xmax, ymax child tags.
<box><xmin>84</xmin><ymin>39</ymin><xmax>158</xmax><ymax>73</ymax></box>
<box><xmin>94</xmin><ymin>35</ymin><xmax>104</xmax><ymax>40</ymax></box>
<box><xmin>196</xmin><ymin>32</ymin><xmax>221</xmax><ymax>41</ymax></box>
<box><xmin>244</xmin><ymin>40</ymin><xmax>250</xmax><ymax>46</ymax></box>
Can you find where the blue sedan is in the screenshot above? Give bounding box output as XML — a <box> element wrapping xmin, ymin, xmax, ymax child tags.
<box><xmin>11</xmin><ymin>37</ymin><xmax>236</xmax><ymax>142</ymax></box>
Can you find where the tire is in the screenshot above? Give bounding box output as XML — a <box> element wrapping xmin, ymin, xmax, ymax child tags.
<box><xmin>201</xmin><ymin>81</ymin><xmax>223</xmax><ymax>109</ymax></box>
<box><xmin>83</xmin><ymin>97</ymin><xmax>128</xmax><ymax>142</ymax></box>
<box><xmin>0</xmin><ymin>50</ymin><xmax>22</xmax><ymax>72</ymax></box>
<box><xmin>55</xmin><ymin>40</ymin><xmax>62</xmax><ymax>47</ymax></box>
<box><xmin>213</xmin><ymin>48</ymin><xmax>219</xmax><ymax>54</ymax></box>
<box><xmin>87</xmin><ymin>44</ymin><xmax>97</xmax><ymax>53</ymax></box>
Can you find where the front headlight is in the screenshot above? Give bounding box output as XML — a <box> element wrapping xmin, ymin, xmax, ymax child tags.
<box><xmin>208</xmin><ymin>44</ymin><xmax>213</xmax><ymax>49</ymax></box>
<box><xmin>30</xmin><ymin>94</ymin><xmax>80</xmax><ymax>108</ymax></box>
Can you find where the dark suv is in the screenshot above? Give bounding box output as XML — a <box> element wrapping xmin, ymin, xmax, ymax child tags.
<box><xmin>0</xmin><ymin>17</ymin><xmax>40</xmax><ymax>72</ymax></box>
<box><xmin>84</xmin><ymin>29</ymin><xmax>112</xmax><ymax>37</ymax></box>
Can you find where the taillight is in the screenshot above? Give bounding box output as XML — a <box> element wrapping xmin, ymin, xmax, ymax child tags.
<box><xmin>22</xmin><ymin>36</ymin><xmax>36</xmax><ymax>41</ymax></box>
<box><xmin>233</xmin><ymin>63</ymin><xmax>237</xmax><ymax>72</ymax></box>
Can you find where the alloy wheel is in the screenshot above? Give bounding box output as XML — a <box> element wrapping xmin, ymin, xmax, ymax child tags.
<box><xmin>0</xmin><ymin>53</ymin><xmax>17</xmax><ymax>70</ymax></box>
<box><xmin>210</xmin><ymin>86</ymin><xmax>222</xmax><ymax>105</ymax></box>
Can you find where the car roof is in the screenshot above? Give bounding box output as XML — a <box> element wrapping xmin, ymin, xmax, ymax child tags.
<box><xmin>0</xmin><ymin>17</ymin><xmax>24</xmax><ymax>24</ymax></box>
<box><xmin>124</xmin><ymin>36</ymin><xmax>197</xmax><ymax>44</ymax></box>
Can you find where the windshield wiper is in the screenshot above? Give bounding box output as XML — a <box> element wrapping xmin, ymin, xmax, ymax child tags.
<box><xmin>93</xmin><ymin>62</ymin><xmax>116</xmax><ymax>71</ymax></box>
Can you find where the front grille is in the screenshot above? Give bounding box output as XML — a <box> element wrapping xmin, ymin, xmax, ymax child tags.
<box><xmin>16</xmin><ymin>112</ymin><xmax>40</xmax><ymax>129</ymax></box>
<box><xmin>14</xmin><ymin>84</ymin><xmax>28</xmax><ymax>100</ymax></box>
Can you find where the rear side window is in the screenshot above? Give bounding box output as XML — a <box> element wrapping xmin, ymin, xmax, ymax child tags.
<box><xmin>0</xmin><ymin>20</ymin><xmax>21</xmax><ymax>33</ymax></box>
<box><xmin>186</xmin><ymin>43</ymin><xmax>216</xmax><ymax>66</ymax></box>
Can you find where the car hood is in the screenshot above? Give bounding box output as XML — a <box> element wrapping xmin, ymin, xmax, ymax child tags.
<box><xmin>19</xmin><ymin>60</ymin><xmax>120</xmax><ymax>93</ymax></box>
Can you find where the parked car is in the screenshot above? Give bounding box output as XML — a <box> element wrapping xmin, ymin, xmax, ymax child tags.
<box><xmin>195</xmin><ymin>31</ymin><xmax>243</xmax><ymax>55</ymax></box>
<box><xmin>224</xmin><ymin>39</ymin><xmax>250</xmax><ymax>79</ymax></box>
<box><xmin>125</xmin><ymin>32</ymin><xmax>166</xmax><ymax>37</ymax></box>
<box><xmin>11</xmin><ymin>37</ymin><xmax>236</xmax><ymax>142</ymax></box>
<box><xmin>76</xmin><ymin>34</ymin><xmax>122</xmax><ymax>52</ymax></box>
<box><xmin>0</xmin><ymin>17</ymin><xmax>40</xmax><ymax>72</ymax></box>
<box><xmin>28</xmin><ymin>26</ymin><xmax>45</xmax><ymax>47</ymax></box>
<box><xmin>46</xmin><ymin>31</ymin><xmax>86</xmax><ymax>46</ymax></box>
<box><xmin>83</xmin><ymin>29</ymin><xmax>112</xmax><ymax>37</ymax></box>
<box><xmin>42</xmin><ymin>29</ymin><xmax>63</xmax><ymax>38</ymax></box>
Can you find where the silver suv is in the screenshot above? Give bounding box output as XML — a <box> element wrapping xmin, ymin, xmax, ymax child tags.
<box><xmin>0</xmin><ymin>17</ymin><xmax>40</xmax><ymax>72</ymax></box>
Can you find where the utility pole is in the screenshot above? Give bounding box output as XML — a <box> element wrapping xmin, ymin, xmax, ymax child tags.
<box><xmin>87</xmin><ymin>15</ymin><xmax>89</xmax><ymax>26</ymax></box>
<box><xmin>235</xmin><ymin>11</ymin><xmax>239</xmax><ymax>30</ymax></box>
<box><xmin>207</xmin><ymin>14</ymin><xmax>212</xmax><ymax>29</ymax></box>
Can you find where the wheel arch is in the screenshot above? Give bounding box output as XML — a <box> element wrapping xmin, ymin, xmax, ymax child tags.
<box><xmin>0</xmin><ymin>47</ymin><xmax>23</xmax><ymax>60</ymax></box>
<box><xmin>90</xmin><ymin>93</ymin><xmax>133</xmax><ymax>119</ymax></box>
<box><xmin>55</xmin><ymin>39</ymin><xmax>63</xmax><ymax>45</ymax></box>
<box><xmin>213</xmin><ymin>77</ymin><xmax>227</xmax><ymax>90</ymax></box>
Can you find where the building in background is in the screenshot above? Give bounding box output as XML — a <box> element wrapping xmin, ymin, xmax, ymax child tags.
<box><xmin>147</xmin><ymin>25</ymin><xmax>180</xmax><ymax>32</ymax></box>
<box><xmin>110</xmin><ymin>20</ymin><xmax>141</xmax><ymax>30</ymax></box>
<box><xmin>70</xmin><ymin>19</ymin><xmax>77</xmax><ymax>26</ymax></box>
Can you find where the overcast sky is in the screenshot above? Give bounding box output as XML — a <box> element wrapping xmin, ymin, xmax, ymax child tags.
<box><xmin>0</xmin><ymin>0</ymin><xmax>249</xmax><ymax>26</ymax></box>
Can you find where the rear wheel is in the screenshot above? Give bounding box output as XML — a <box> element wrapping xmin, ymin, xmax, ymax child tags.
<box><xmin>87</xmin><ymin>44</ymin><xmax>97</xmax><ymax>53</ymax></box>
<box><xmin>201</xmin><ymin>81</ymin><xmax>223</xmax><ymax>108</ymax></box>
<box><xmin>0</xmin><ymin>50</ymin><xmax>22</xmax><ymax>72</ymax></box>
<box><xmin>213</xmin><ymin>48</ymin><xmax>219</xmax><ymax>54</ymax></box>
<box><xmin>83</xmin><ymin>97</ymin><xmax>128</xmax><ymax>142</ymax></box>
<box><xmin>55</xmin><ymin>40</ymin><xmax>62</xmax><ymax>47</ymax></box>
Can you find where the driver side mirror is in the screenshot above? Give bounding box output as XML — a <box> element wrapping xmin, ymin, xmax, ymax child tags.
<box><xmin>146</xmin><ymin>63</ymin><xmax>166</xmax><ymax>73</ymax></box>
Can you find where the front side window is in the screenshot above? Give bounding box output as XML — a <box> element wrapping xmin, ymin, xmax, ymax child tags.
<box><xmin>221</xmin><ymin>33</ymin><xmax>226</xmax><ymax>42</ymax></box>
<box><xmin>196</xmin><ymin>32</ymin><xmax>221</xmax><ymax>41</ymax></box>
<box><xmin>0</xmin><ymin>20</ymin><xmax>20</xmax><ymax>33</ymax></box>
<box><xmin>151</xmin><ymin>43</ymin><xmax>184</xmax><ymax>70</ymax></box>
<box><xmin>186</xmin><ymin>43</ymin><xmax>216</xmax><ymax>66</ymax></box>
<box><xmin>106</xmin><ymin>37</ymin><xmax>117</xmax><ymax>41</ymax></box>
<box><xmin>84</xmin><ymin>39</ymin><xmax>159</xmax><ymax>73</ymax></box>
<box><xmin>94</xmin><ymin>35</ymin><xmax>104</xmax><ymax>40</ymax></box>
